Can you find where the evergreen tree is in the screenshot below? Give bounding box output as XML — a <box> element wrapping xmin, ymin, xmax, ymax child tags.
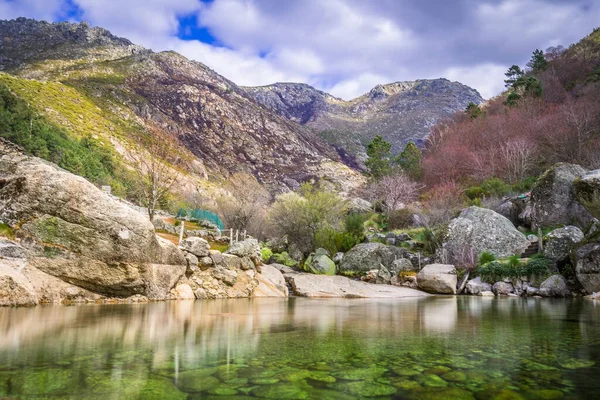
<box><xmin>397</xmin><ymin>141</ymin><xmax>422</xmax><ymax>180</ymax></box>
<box><xmin>465</xmin><ymin>102</ymin><xmax>484</xmax><ymax>119</ymax></box>
<box><xmin>365</xmin><ymin>135</ymin><xmax>392</xmax><ymax>179</ymax></box>
<box><xmin>504</xmin><ymin>65</ymin><xmax>524</xmax><ymax>88</ymax></box>
<box><xmin>526</xmin><ymin>49</ymin><xmax>548</xmax><ymax>73</ymax></box>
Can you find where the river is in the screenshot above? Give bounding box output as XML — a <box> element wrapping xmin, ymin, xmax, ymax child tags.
<box><xmin>1</xmin><ymin>297</ymin><xmax>599</xmax><ymax>399</ymax></box>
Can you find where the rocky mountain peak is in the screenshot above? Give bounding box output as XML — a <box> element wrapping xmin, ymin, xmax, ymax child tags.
<box><xmin>0</xmin><ymin>18</ymin><xmax>148</xmax><ymax>70</ymax></box>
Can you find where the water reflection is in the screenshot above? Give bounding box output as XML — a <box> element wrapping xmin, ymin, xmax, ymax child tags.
<box><xmin>1</xmin><ymin>297</ymin><xmax>599</xmax><ymax>399</ymax></box>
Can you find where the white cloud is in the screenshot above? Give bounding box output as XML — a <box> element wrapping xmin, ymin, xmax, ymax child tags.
<box><xmin>2</xmin><ymin>0</ymin><xmax>600</xmax><ymax>100</ymax></box>
<box><xmin>444</xmin><ymin>63</ymin><xmax>507</xmax><ymax>100</ymax></box>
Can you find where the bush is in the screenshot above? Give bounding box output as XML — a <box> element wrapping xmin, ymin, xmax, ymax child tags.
<box><xmin>271</xmin><ymin>252</ymin><xmax>298</xmax><ymax>267</ymax></box>
<box><xmin>465</xmin><ymin>178</ymin><xmax>510</xmax><ymax>200</ymax></box>
<box><xmin>345</xmin><ymin>213</ymin><xmax>367</xmax><ymax>240</ymax></box>
<box><xmin>0</xmin><ymin>223</ymin><xmax>15</xmax><ymax>239</ymax></box>
<box><xmin>478</xmin><ymin>251</ymin><xmax>496</xmax><ymax>266</ymax></box>
<box><xmin>388</xmin><ymin>208</ymin><xmax>415</xmax><ymax>230</ymax></box>
<box><xmin>477</xmin><ymin>256</ymin><xmax>551</xmax><ymax>282</ymax></box>
<box><xmin>261</xmin><ymin>247</ymin><xmax>273</xmax><ymax>263</ymax></box>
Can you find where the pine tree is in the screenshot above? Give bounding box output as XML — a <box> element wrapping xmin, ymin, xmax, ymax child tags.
<box><xmin>397</xmin><ymin>141</ymin><xmax>422</xmax><ymax>180</ymax></box>
<box><xmin>465</xmin><ymin>102</ymin><xmax>484</xmax><ymax>119</ymax></box>
<box><xmin>504</xmin><ymin>65</ymin><xmax>525</xmax><ymax>88</ymax></box>
<box><xmin>365</xmin><ymin>135</ymin><xmax>392</xmax><ymax>179</ymax></box>
<box><xmin>526</xmin><ymin>49</ymin><xmax>548</xmax><ymax>73</ymax></box>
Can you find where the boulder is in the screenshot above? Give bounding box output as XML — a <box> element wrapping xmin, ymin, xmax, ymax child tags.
<box><xmin>444</xmin><ymin>207</ymin><xmax>530</xmax><ymax>261</ymax></box>
<box><xmin>391</xmin><ymin>258</ymin><xmax>416</xmax><ymax>273</ymax></box>
<box><xmin>184</xmin><ymin>252</ymin><xmax>199</xmax><ymax>273</ymax></box>
<box><xmin>492</xmin><ymin>281</ymin><xmax>514</xmax><ymax>296</ymax></box>
<box><xmin>544</xmin><ymin>226</ymin><xmax>584</xmax><ymax>263</ymax></box>
<box><xmin>540</xmin><ymin>275</ymin><xmax>570</xmax><ymax>297</ymax></box>
<box><xmin>347</xmin><ymin>197</ymin><xmax>373</xmax><ymax>213</ymax></box>
<box><xmin>573</xmin><ymin>169</ymin><xmax>600</xmax><ymax>220</ymax></box>
<box><xmin>0</xmin><ymin>259</ymin><xmax>38</xmax><ymax>306</ymax></box>
<box><xmin>465</xmin><ymin>277</ymin><xmax>492</xmax><ymax>295</ymax></box>
<box><xmin>574</xmin><ymin>241</ymin><xmax>600</xmax><ymax>294</ymax></box>
<box><xmin>417</xmin><ymin>264</ymin><xmax>457</xmax><ymax>294</ymax></box>
<box><xmin>0</xmin><ymin>154</ymin><xmax>186</xmax><ymax>300</ymax></box>
<box><xmin>288</xmin><ymin>274</ymin><xmax>430</xmax><ymax>298</ymax></box>
<box><xmin>225</xmin><ymin>238</ymin><xmax>261</xmax><ymax>262</ymax></box>
<box><xmin>172</xmin><ymin>283</ymin><xmax>195</xmax><ymax>299</ymax></box>
<box><xmin>531</xmin><ymin>163</ymin><xmax>594</xmax><ymax>229</ymax></box>
<box><xmin>180</xmin><ymin>237</ymin><xmax>210</xmax><ymax>257</ymax></box>
<box><xmin>305</xmin><ymin>252</ymin><xmax>336</xmax><ymax>275</ymax></box>
<box><xmin>333</xmin><ymin>252</ymin><xmax>344</xmax><ymax>264</ymax></box>
<box><xmin>375</xmin><ymin>264</ymin><xmax>392</xmax><ymax>284</ymax></box>
<box><xmin>253</xmin><ymin>265</ymin><xmax>288</xmax><ymax>297</ymax></box>
<box><xmin>0</xmin><ymin>239</ymin><xmax>26</xmax><ymax>258</ymax></box>
<box><xmin>340</xmin><ymin>243</ymin><xmax>405</xmax><ymax>275</ymax></box>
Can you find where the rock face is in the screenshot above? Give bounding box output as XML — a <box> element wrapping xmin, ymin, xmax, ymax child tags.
<box><xmin>0</xmin><ymin>259</ymin><xmax>38</xmax><ymax>306</ymax></box>
<box><xmin>573</xmin><ymin>169</ymin><xmax>600</xmax><ymax>220</ymax></box>
<box><xmin>444</xmin><ymin>207</ymin><xmax>530</xmax><ymax>261</ymax></box>
<box><xmin>244</xmin><ymin>80</ymin><xmax>483</xmax><ymax>168</ymax></box>
<box><xmin>544</xmin><ymin>226</ymin><xmax>584</xmax><ymax>263</ymax></box>
<box><xmin>288</xmin><ymin>274</ymin><xmax>430</xmax><ymax>298</ymax></box>
<box><xmin>339</xmin><ymin>243</ymin><xmax>405</xmax><ymax>275</ymax></box>
<box><xmin>417</xmin><ymin>264</ymin><xmax>457</xmax><ymax>294</ymax></box>
<box><xmin>531</xmin><ymin>163</ymin><xmax>594</xmax><ymax>229</ymax></box>
<box><xmin>0</xmin><ymin>152</ymin><xmax>187</xmax><ymax>299</ymax></box>
<box><xmin>574</xmin><ymin>241</ymin><xmax>600</xmax><ymax>294</ymax></box>
<box><xmin>253</xmin><ymin>265</ymin><xmax>289</xmax><ymax>297</ymax></box>
<box><xmin>465</xmin><ymin>277</ymin><xmax>492</xmax><ymax>295</ymax></box>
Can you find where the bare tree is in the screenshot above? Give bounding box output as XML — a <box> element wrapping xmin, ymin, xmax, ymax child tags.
<box><xmin>500</xmin><ymin>139</ymin><xmax>536</xmax><ymax>183</ymax></box>
<box><xmin>366</xmin><ymin>173</ymin><xmax>424</xmax><ymax>212</ymax></box>
<box><xmin>129</xmin><ymin>128</ymin><xmax>182</xmax><ymax>222</ymax></box>
<box><xmin>216</xmin><ymin>172</ymin><xmax>271</xmax><ymax>237</ymax></box>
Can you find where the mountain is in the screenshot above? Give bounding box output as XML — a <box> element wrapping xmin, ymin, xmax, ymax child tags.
<box><xmin>244</xmin><ymin>79</ymin><xmax>483</xmax><ymax>167</ymax></box>
<box><xmin>0</xmin><ymin>18</ymin><xmax>363</xmax><ymax>198</ymax></box>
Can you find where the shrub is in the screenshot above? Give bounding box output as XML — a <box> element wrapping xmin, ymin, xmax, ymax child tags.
<box><xmin>0</xmin><ymin>223</ymin><xmax>15</xmax><ymax>239</ymax></box>
<box><xmin>174</xmin><ymin>220</ymin><xmax>181</xmax><ymax>227</ymax></box>
<box><xmin>388</xmin><ymin>208</ymin><xmax>415</xmax><ymax>230</ymax></box>
<box><xmin>345</xmin><ymin>213</ymin><xmax>367</xmax><ymax>240</ymax></box>
<box><xmin>271</xmin><ymin>252</ymin><xmax>298</xmax><ymax>267</ymax></box>
<box><xmin>477</xmin><ymin>256</ymin><xmax>551</xmax><ymax>282</ymax></box>
<box><xmin>478</xmin><ymin>251</ymin><xmax>496</xmax><ymax>266</ymax></box>
<box><xmin>261</xmin><ymin>247</ymin><xmax>273</xmax><ymax>263</ymax></box>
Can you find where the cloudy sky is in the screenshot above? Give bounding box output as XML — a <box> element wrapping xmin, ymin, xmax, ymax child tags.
<box><xmin>1</xmin><ymin>0</ymin><xmax>599</xmax><ymax>99</ymax></box>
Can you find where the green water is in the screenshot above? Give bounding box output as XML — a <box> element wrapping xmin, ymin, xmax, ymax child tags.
<box><xmin>0</xmin><ymin>297</ymin><xmax>599</xmax><ymax>399</ymax></box>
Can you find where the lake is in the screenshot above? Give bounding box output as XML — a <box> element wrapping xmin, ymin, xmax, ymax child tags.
<box><xmin>1</xmin><ymin>297</ymin><xmax>599</xmax><ymax>399</ymax></box>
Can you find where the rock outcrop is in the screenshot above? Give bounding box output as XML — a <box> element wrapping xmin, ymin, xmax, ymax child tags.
<box><xmin>573</xmin><ymin>169</ymin><xmax>600</xmax><ymax>220</ymax></box>
<box><xmin>0</xmin><ymin>152</ymin><xmax>186</xmax><ymax>299</ymax></box>
<box><xmin>417</xmin><ymin>264</ymin><xmax>457</xmax><ymax>294</ymax></box>
<box><xmin>531</xmin><ymin>163</ymin><xmax>594</xmax><ymax>229</ymax></box>
<box><xmin>574</xmin><ymin>240</ymin><xmax>600</xmax><ymax>294</ymax></box>
<box><xmin>339</xmin><ymin>243</ymin><xmax>405</xmax><ymax>276</ymax></box>
<box><xmin>288</xmin><ymin>273</ymin><xmax>430</xmax><ymax>298</ymax></box>
<box><xmin>544</xmin><ymin>226</ymin><xmax>584</xmax><ymax>264</ymax></box>
<box><xmin>443</xmin><ymin>207</ymin><xmax>530</xmax><ymax>261</ymax></box>
<box><xmin>304</xmin><ymin>249</ymin><xmax>336</xmax><ymax>275</ymax></box>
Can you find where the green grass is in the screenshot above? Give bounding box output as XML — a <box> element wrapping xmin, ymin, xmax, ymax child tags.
<box><xmin>0</xmin><ymin>223</ymin><xmax>15</xmax><ymax>239</ymax></box>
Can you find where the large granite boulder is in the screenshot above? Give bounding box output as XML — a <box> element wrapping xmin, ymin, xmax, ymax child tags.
<box><xmin>253</xmin><ymin>264</ymin><xmax>288</xmax><ymax>297</ymax></box>
<box><xmin>540</xmin><ymin>275</ymin><xmax>570</xmax><ymax>297</ymax></box>
<box><xmin>180</xmin><ymin>237</ymin><xmax>210</xmax><ymax>257</ymax></box>
<box><xmin>288</xmin><ymin>274</ymin><xmax>430</xmax><ymax>298</ymax></box>
<box><xmin>417</xmin><ymin>264</ymin><xmax>457</xmax><ymax>294</ymax></box>
<box><xmin>225</xmin><ymin>238</ymin><xmax>262</xmax><ymax>265</ymax></box>
<box><xmin>305</xmin><ymin>250</ymin><xmax>336</xmax><ymax>275</ymax></box>
<box><xmin>492</xmin><ymin>281</ymin><xmax>515</xmax><ymax>296</ymax></box>
<box><xmin>574</xmin><ymin>240</ymin><xmax>600</xmax><ymax>294</ymax></box>
<box><xmin>531</xmin><ymin>163</ymin><xmax>594</xmax><ymax>229</ymax></box>
<box><xmin>544</xmin><ymin>226</ymin><xmax>584</xmax><ymax>263</ymax></box>
<box><xmin>465</xmin><ymin>277</ymin><xmax>492</xmax><ymax>295</ymax></box>
<box><xmin>0</xmin><ymin>152</ymin><xmax>186</xmax><ymax>300</ymax></box>
<box><xmin>339</xmin><ymin>243</ymin><xmax>404</xmax><ymax>276</ymax></box>
<box><xmin>573</xmin><ymin>169</ymin><xmax>600</xmax><ymax>220</ymax></box>
<box><xmin>443</xmin><ymin>207</ymin><xmax>529</xmax><ymax>261</ymax></box>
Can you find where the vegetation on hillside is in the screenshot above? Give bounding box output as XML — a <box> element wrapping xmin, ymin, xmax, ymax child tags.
<box><xmin>423</xmin><ymin>28</ymin><xmax>600</xmax><ymax>187</ymax></box>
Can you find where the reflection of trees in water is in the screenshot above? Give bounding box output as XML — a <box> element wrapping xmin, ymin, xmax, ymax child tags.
<box><xmin>0</xmin><ymin>297</ymin><xmax>598</xmax><ymax>375</ymax></box>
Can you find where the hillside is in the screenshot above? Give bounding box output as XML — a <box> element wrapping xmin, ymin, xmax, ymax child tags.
<box><xmin>244</xmin><ymin>79</ymin><xmax>483</xmax><ymax>167</ymax></box>
<box><xmin>0</xmin><ymin>18</ymin><xmax>364</xmax><ymax>200</ymax></box>
<box><xmin>422</xmin><ymin>27</ymin><xmax>600</xmax><ymax>187</ymax></box>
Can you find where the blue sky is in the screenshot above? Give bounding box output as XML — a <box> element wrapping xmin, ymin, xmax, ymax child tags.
<box><xmin>1</xmin><ymin>0</ymin><xmax>599</xmax><ymax>99</ymax></box>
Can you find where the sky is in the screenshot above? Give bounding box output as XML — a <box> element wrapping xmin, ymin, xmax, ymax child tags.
<box><xmin>1</xmin><ymin>0</ymin><xmax>599</xmax><ymax>100</ymax></box>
